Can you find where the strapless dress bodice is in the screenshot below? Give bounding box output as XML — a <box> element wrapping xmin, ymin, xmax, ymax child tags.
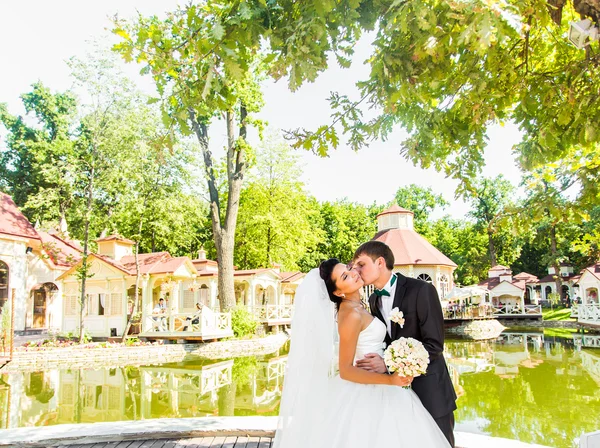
<box><xmin>354</xmin><ymin>318</ymin><xmax>387</xmax><ymax>362</ymax></box>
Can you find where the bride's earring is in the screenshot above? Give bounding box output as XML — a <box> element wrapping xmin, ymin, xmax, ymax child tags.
<box><xmin>341</xmin><ymin>294</ymin><xmax>345</xmax><ymax>298</ymax></box>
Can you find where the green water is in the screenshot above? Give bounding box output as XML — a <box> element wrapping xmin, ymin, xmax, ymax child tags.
<box><xmin>1</xmin><ymin>333</ymin><xmax>599</xmax><ymax>448</ymax></box>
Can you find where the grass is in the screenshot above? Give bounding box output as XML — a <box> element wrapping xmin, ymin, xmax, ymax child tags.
<box><xmin>543</xmin><ymin>327</ymin><xmax>578</xmax><ymax>338</ymax></box>
<box><xmin>542</xmin><ymin>306</ymin><xmax>576</xmax><ymax>321</ymax></box>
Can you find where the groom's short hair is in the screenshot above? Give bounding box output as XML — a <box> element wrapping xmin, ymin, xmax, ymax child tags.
<box><xmin>354</xmin><ymin>241</ymin><xmax>394</xmax><ymax>270</ymax></box>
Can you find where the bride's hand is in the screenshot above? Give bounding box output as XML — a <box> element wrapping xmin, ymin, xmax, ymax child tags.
<box><xmin>390</xmin><ymin>374</ymin><xmax>413</xmax><ymax>387</ymax></box>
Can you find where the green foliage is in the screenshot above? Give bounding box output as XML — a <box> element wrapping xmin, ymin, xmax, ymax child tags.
<box><xmin>391</xmin><ymin>184</ymin><xmax>447</xmax><ymax>236</ymax></box>
<box><xmin>542</xmin><ymin>307</ymin><xmax>575</xmax><ymax>322</ymax></box>
<box><xmin>231</xmin><ymin>306</ymin><xmax>258</xmax><ymax>338</ymax></box>
<box><xmin>232</xmin><ymin>355</ymin><xmax>258</xmax><ymax>387</ymax></box>
<box><xmin>235</xmin><ymin>134</ymin><xmax>321</xmax><ymax>270</ymax></box>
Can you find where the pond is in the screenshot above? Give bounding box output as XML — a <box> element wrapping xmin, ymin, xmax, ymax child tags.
<box><xmin>1</xmin><ymin>332</ymin><xmax>599</xmax><ymax>448</ymax></box>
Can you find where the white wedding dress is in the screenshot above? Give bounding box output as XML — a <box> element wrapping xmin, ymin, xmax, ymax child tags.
<box><xmin>274</xmin><ymin>270</ymin><xmax>450</xmax><ymax>448</ymax></box>
<box><xmin>312</xmin><ymin>317</ymin><xmax>450</xmax><ymax>448</ymax></box>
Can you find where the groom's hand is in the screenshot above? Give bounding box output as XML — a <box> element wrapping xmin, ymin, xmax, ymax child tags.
<box><xmin>355</xmin><ymin>353</ymin><xmax>387</xmax><ymax>374</ymax></box>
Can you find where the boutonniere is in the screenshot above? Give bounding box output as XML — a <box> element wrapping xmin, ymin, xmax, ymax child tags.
<box><xmin>390</xmin><ymin>307</ymin><xmax>405</xmax><ymax>328</ymax></box>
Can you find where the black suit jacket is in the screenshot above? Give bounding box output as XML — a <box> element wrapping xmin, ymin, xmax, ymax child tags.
<box><xmin>369</xmin><ymin>273</ymin><xmax>457</xmax><ymax>419</ymax></box>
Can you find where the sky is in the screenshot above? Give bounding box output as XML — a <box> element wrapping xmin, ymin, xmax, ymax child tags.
<box><xmin>0</xmin><ymin>1</ymin><xmax>526</xmax><ymax>219</ymax></box>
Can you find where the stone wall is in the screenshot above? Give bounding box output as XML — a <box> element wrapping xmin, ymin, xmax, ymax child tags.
<box><xmin>0</xmin><ymin>333</ymin><xmax>289</xmax><ymax>372</ymax></box>
<box><xmin>501</xmin><ymin>319</ymin><xmax>579</xmax><ymax>329</ymax></box>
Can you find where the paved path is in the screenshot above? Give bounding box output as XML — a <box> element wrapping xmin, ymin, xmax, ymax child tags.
<box><xmin>58</xmin><ymin>437</ymin><xmax>274</xmax><ymax>448</ymax></box>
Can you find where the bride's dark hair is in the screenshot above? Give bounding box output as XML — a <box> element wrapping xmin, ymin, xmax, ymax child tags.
<box><xmin>319</xmin><ymin>258</ymin><xmax>342</xmax><ymax>310</ymax></box>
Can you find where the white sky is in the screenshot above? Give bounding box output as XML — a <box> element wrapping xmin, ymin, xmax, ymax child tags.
<box><xmin>0</xmin><ymin>0</ymin><xmax>526</xmax><ymax>219</ymax></box>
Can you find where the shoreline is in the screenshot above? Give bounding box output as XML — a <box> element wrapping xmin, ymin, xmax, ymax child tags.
<box><xmin>0</xmin><ymin>417</ymin><xmax>554</xmax><ymax>448</ymax></box>
<box><xmin>0</xmin><ymin>333</ymin><xmax>289</xmax><ymax>373</ymax></box>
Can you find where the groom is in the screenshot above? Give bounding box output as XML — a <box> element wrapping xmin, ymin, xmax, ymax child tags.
<box><xmin>353</xmin><ymin>241</ymin><xmax>457</xmax><ymax>447</ymax></box>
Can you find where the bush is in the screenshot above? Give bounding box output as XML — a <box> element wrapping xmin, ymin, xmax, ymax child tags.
<box><xmin>231</xmin><ymin>306</ymin><xmax>258</xmax><ymax>338</ymax></box>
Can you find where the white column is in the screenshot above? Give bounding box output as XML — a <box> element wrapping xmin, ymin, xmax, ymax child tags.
<box><xmin>209</xmin><ymin>279</ymin><xmax>218</xmax><ymax>310</ymax></box>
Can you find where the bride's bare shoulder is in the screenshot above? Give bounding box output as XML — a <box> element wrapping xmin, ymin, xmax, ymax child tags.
<box><xmin>337</xmin><ymin>306</ymin><xmax>363</xmax><ymax>331</ymax></box>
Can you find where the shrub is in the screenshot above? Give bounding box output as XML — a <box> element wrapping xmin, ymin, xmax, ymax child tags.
<box><xmin>231</xmin><ymin>306</ymin><xmax>258</xmax><ymax>338</ymax></box>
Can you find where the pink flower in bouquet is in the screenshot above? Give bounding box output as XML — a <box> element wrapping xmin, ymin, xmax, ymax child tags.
<box><xmin>383</xmin><ymin>337</ymin><xmax>429</xmax><ymax>381</ymax></box>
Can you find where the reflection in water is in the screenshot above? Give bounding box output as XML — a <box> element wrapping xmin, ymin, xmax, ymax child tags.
<box><xmin>1</xmin><ymin>335</ymin><xmax>600</xmax><ymax>448</ymax></box>
<box><xmin>446</xmin><ymin>333</ymin><xmax>600</xmax><ymax>448</ymax></box>
<box><xmin>0</xmin><ymin>348</ymin><xmax>288</xmax><ymax>428</ymax></box>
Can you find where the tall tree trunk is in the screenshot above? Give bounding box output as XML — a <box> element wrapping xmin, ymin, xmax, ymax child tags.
<box><xmin>189</xmin><ymin>105</ymin><xmax>248</xmax><ymax>312</ymax></box>
<box><xmin>79</xmin><ymin>165</ymin><xmax>94</xmax><ymax>343</ymax></box>
<box><xmin>122</xmin><ymin>206</ymin><xmax>146</xmax><ymax>342</ymax></box>
<box><xmin>549</xmin><ymin>223</ymin><xmax>562</xmax><ymax>307</ymax></box>
<box><xmin>487</xmin><ymin>228</ymin><xmax>497</xmax><ymax>267</ymax></box>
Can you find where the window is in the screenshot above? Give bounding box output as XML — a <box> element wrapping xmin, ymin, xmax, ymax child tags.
<box><xmin>0</xmin><ymin>260</ymin><xmax>8</xmax><ymax>311</ymax></box>
<box><xmin>417</xmin><ymin>273</ymin><xmax>433</xmax><ymax>284</ymax></box>
<box><xmin>86</xmin><ymin>294</ymin><xmax>106</xmax><ymax>316</ymax></box>
<box><xmin>108</xmin><ymin>293</ymin><xmax>122</xmax><ymax>316</ymax></box>
<box><xmin>439</xmin><ymin>274</ymin><xmax>449</xmax><ymax>299</ymax></box>
<box><xmin>183</xmin><ymin>290</ymin><xmax>195</xmax><ymax>311</ymax></box>
<box><xmin>65</xmin><ymin>295</ymin><xmax>78</xmax><ymax>316</ymax></box>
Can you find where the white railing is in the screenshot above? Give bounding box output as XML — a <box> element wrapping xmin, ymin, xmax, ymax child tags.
<box><xmin>524</xmin><ymin>305</ymin><xmax>542</xmax><ymax>315</ymax></box>
<box><xmin>251</xmin><ymin>304</ymin><xmax>294</xmax><ymax>322</ymax></box>
<box><xmin>578</xmin><ymin>304</ymin><xmax>600</xmax><ymax>323</ymax></box>
<box><xmin>493</xmin><ymin>304</ymin><xmax>542</xmax><ymax>316</ymax></box>
<box><xmin>571</xmin><ymin>306</ymin><xmax>579</xmax><ymax>318</ymax></box>
<box><xmin>443</xmin><ymin>305</ymin><xmax>495</xmax><ymax>320</ymax></box>
<box><xmin>142</xmin><ymin>310</ymin><xmax>232</xmax><ymax>337</ymax></box>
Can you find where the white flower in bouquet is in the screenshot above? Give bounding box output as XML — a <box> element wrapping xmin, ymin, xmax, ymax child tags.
<box><xmin>383</xmin><ymin>337</ymin><xmax>429</xmax><ymax>382</ymax></box>
<box><xmin>389</xmin><ymin>307</ymin><xmax>405</xmax><ymax>328</ymax></box>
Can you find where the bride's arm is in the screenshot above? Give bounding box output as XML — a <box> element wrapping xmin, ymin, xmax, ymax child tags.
<box><xmin>338</xmin><ymin>312</ymin><xmax>400</xmax><ymax>386</ymax></box>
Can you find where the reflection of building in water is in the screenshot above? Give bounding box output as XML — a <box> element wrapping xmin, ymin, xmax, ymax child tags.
<box><xmin>57</xmin><ymin>369</ymin><xmax>125</xmax><ymax>424</ymax></box>
<box><xmin>580</xmin><ymin>350</ymin><xmax>600</xmax><ymax>388</ymax></box>
<box><xmin>2</xmin><ymin>370</ymin><xmax>60</xmax><ymax>429</ymax></box>
<box><xmin>574</xmin><ymin>335</ymin><xmax>600</xmax><ymax>349</ymax></box>
<box><xmin>140</xmin><ymin>360</ymin><xmax>234</xmax><ymax>419</ymax></box>
<box><xmin>444</xmin><ymin>341</ymin><xmax>495</xmax><ymax>397</ymax></box>
<box><xmin>235</xmin><ymin>355</ymin><xmax>287</xmax><ymax>414</ymax></box>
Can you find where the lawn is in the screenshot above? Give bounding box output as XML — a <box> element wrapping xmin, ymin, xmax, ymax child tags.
<box><xmin>542</xmin><ymin>307</ymin><xmax>576</xmax><ymax>321</ymax></box>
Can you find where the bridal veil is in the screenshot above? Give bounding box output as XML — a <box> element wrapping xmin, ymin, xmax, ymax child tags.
<box><xmin>273</xmin><ymin>268</ymin><xmax>336</xmax><ymax>448</ymax></box>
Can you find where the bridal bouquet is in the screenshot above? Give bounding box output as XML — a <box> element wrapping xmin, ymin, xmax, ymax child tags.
<box><xmin>383</xmin><ymin>337</ymin><xmax>429</xmax><ymax>380</ymax></box>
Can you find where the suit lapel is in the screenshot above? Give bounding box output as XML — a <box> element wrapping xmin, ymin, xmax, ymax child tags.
<box><xmin>369</xmin><ymin>293</ymin><xmax>385</xmax><ymax>325</ymax></box>
<box><xmin>391</xmin><ymin>273</ymin><xmax>407</xmax><ymax>340</ymax></box>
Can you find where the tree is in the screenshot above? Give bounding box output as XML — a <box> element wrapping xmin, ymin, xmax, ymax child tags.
<box><xmin>520</xmin><ymin>167</ymin><xmax>586</xmax><ymax>300</ymax></box>
<box><xmin>465</xmin><ymin>175</ymin><xmax>518</xmax><ymax>267</ymax></box>
<box><xmin>114</xmin><ymin>2</ymin><xmax>271</xmax><ymax>311</ymax></box>
<box><xmin>308</xmin><ymin>200</ymin><xmax>380</xmax><ymax>266</ymax></box>
<box><xmin>391</xmin><ymin>184</ymin><xmax>447</xmax><ymax>236</ymax></box>
<box><xmin>429</xmin><ymin>217</ymin><xmax>490</xmax><ymax>285</ymax></box>
<box><xmin>235</xmin><ymin>134</ymin><xmax>321</xmax><ymax>270</ymax></box>
<box><xmin>0</xmin><ymin>83</ymin><xmax>78</xmax><ymax>226</ymax></box>
<box><xmin>287</xmin><ymin>1</ymin><xmax>600</xmax><ymax>207</ymax></box>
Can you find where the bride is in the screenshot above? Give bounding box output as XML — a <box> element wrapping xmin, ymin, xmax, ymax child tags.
<box><xmin>273</xmin><ymin>259</ymin><xmax>450</xmax><ymax>448</ymax></box>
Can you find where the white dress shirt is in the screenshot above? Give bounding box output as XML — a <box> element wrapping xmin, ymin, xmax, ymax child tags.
<box><xmin>379</xmin><ymin>274</ymin><xmax>397</xmax><ymax>336</ymax></box>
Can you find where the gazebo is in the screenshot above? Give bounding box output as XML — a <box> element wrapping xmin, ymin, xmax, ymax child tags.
<box><xmin>372</xmin><ymin>205</ymin><xmax>457</xmax><ymax>299</ymax></box>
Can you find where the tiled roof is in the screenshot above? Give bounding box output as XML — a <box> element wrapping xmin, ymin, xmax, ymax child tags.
<box><xmin>373</xmin><ymin>228</ymin><xmax>457</xmax><ymax>268</ymax></box>
<box><xmin>0</xmin><ymin>193</ymin><xmax>40</xmax><ymax>240</ymax></box>
<box><xmin>578</xmin><ymin>263</ymin><xmax>600</xmax><ymax>281</ymax></box>
<box><xmin>38</xmin><ymin>231</ymin><xmax>82</xmax><ymax>267</ymax></box>
<box><xmin>119</xmin><ymin>252</ymin><xmax>171</xmax><ymax>275</ymax></box>
<box><xmin>377</xmin><ymin>204</ymin><xmax>414</xmax><ymax>217</ymax></box>
<box><xmin>96</xmin><ymin>234</ymin><xmax>136</xmax><ymax>245</ymax></box>
<box><xmin>279</xmin><ymin>271</ymin><xmax>305</xmax><ymax>282</ymax></box>
<box><xmin>489</xmin><ymin>265</ymin><xmax>511</xmax><ymax>271</ymax></box>
<box><xmin>513</xmin><ymin>272</ymin><xmax>539</xmax><ymax>283</ymax></box>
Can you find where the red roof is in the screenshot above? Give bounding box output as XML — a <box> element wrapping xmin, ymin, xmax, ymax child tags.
<box><xmin>38</xmin><ymin>231</ymin><xmax>82</xmax><ymax>267</ymax></box>
<box><xmin>377</xmin><ymin>204</ymin><xmax>414</xmax><ymax>217</ymax></box>
<box><xmin>119</xmin><ymin>252</ymin><xmax>171</xmax><ymax>274</ymax></box>
<box><xmin>0</xmin><ymin>193</ymin><xmax>40</xmax><ymax>240</ymax></box>
<box><xmin>489</xmin><ymin>265</ymin><xmax>511</xmax><ymax>271</ymax></box>
<box><xmin>96</xmin><ymin>234</ymin><xmax>135</xmax><ymax>245</ymax></box>
<box><xmin>513</xmin><ymin>272</ymin><xmax>539</xmax><ymax>283</ymax></box>
<box><xmin>373</xmin><ymin>228</ymin><xmax>457</xmax><ymax>267</ymax></box>
<box><xmin>582</xmin><ymin>263</ymin><xmax>600</xmax><ymax>281</ymax></box>
<box><xmin>478</xmin><ymin>277</ymin><xmax>525</xmax><ymax>291</ymax></box>
<box><xmin>279</xmin><ymin>271</ymin><xmax>305</xmax><ymax>282</ymax></box>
